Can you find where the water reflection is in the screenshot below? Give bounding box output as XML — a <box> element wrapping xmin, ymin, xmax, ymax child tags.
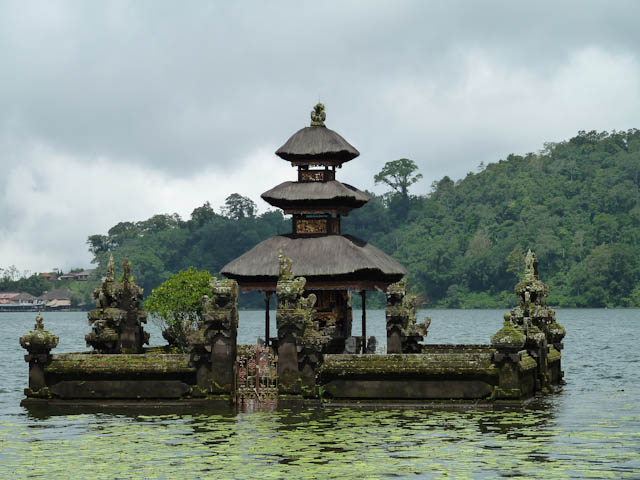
<box><xmin>5</xmin><ymin>402</ymin><xmax>640</xmax><ymax>478</ymax></box>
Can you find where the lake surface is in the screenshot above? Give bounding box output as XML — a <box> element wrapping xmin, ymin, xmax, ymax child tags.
<box><xmin>1</xmin><ymin>309</ymin><xmax>639</xmax><ymax>478</ymax></box>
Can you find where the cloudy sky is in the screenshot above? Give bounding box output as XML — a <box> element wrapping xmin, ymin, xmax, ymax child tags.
<box><xmin>1</xmin><ymin>1</ymin><xmax>639</xmax><ymax>273</ymax></box>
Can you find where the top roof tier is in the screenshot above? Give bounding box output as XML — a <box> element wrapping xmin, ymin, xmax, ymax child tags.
<box><xmin>275</xmin><ymin>104</ymin><xmax>360</xmax><ymax>167</ymax></box>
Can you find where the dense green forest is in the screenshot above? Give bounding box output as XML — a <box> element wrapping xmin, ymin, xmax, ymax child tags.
<box><xmin>347</xmin><ymin>129</ymin><xmax>640</xmax><ymax>308</ymax></box>
<box><xmin>13</xmin><ymin>129</ymin><xmax>639</xmax><ymax>309</ymax></box>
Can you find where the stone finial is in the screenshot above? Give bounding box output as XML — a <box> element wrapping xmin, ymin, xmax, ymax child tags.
<box><xmin>524</xmin><ymin>249</ymin><xmax>538</xmax><ymax>279</ymax></box>
<box><xmin>35</xmin><ymin>312</ymin><xmax>44</xmax><ymax>330</ymax></box>
<box><xmin>20</xmin><ymin>313</ymin><xmax>59</xmax><ymax>353</ymax></box>
<box><xmin>106</xmin><ymin>254</ymin><xmax>115</xmax><ymax>282</ymax></box>
<box><xmin>122</xmin><ymin>257</ymin><xmax>131</xmax><ymax>285</ymax></box>
<box><xmin>278</xmin><ymin>250</ymin><xmax>293</xmax><ymax>281</ymax></box>
<box><xmin>310</xmin><ymin>103</ymin><xmax>326</xmax><ymax>127</ymax></box>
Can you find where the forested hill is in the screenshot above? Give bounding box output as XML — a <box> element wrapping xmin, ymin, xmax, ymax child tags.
<box><xmin>88</xmin><ymin>129</ymin><xmax>640</xmax><ymax>308</ymax></box>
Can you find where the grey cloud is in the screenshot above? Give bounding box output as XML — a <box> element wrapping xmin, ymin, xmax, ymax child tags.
<box><xmin>1</xmin><ymin>0</ymin><xmax>640</xmax><ymax>270</ymax></box>
<box><xmin>2</xmin><ymin>1</ymin><xmax>639</xmax><ymax>173</ymax></box>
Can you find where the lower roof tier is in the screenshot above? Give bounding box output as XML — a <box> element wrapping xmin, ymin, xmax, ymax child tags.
<box><xmin>221</xmin><ymin>234</ymin><xmax>407</xmax><ymax>292</ymax></box>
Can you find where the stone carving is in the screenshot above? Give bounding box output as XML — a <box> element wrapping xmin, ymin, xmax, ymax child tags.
<box><xmin>201</xmin><ymin>278</ymin><xmax>239</xmax><ymax>340</ymax></box>
<box><xmin>510</xmin><ymin>250</ymin><xmax>566</xmax><ymax>347</ymax></box>
<box><xmin>86</xmin><ymin>255</ymin><xmax>149</xmax><ymax>354</ymax></box>
<box><xmin>310</xmin><ymin>102</ymin><xmax>326</xmax><ymax>127</ymax></box>
<box><xmin>385</xmin><ymin>278</ymin><xmax>430</xmax><ymax>353</ymax></box>
<box><xmin>20</xmin><ymin>313</ymin><xmax>59</xmax><ymax>353</ymax></box>
<box><xmin>20</xmin><ymin>313</ymin><xmax>59</xmax><ymax>396</ymax></box>
<box><xmin>275</xmin><ymin>253</ymin><xmax>305</xmax><ymax>309</ymax></box>
<box><xmin>497</xmin><ymin>250</ymin><xmax>566</xmax><ymax>392</ymax></box>
<box><xmin>275</xmin><ymin>252</ymin><xmax>334</xmax><ymax>395</ymax></box>
<box><xmin>491</xmin><ymin>314</ymin><xmax>526</xmax><ymax>352</ymax></box>
<box><xmin>189</xmin><ymin>276</ymin><xmax>239</xmax><ymax>394</ymax></box>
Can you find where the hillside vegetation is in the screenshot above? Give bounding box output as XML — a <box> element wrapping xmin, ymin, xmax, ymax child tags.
<box><xmin>85</xmin><ymin>129</ymin><xmax>640</xmax><ymax>308</ymax></box>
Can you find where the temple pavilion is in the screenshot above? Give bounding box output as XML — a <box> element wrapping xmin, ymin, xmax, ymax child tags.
<box><xmin>222</xmin><ymin>104</ymin><xmax>406</xmax><ymax>353</ymax></box>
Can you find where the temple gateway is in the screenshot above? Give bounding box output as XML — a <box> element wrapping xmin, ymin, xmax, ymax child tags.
<box><xmin>222</xmin><ymin>103</ymin><xmax>407</xmax><ymax>354</ymax></box>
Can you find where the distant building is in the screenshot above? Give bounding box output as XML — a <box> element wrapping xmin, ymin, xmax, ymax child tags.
<box><xmin>0</xmin><ymin>292</ymin><xmax>45</xmax><ymax>311</ymax></box>
<box><xmin>13</xmin><ymin>292</ymin><xmax>38</xmax><ymax>303</ymax></box>
<box><xmin>58</xmin><ymin>269</ymin><xmax>94</xmax><ymax>281</ymax></box>
<box><xmin>0</xmin><ymin>292</ymin><xmax>20</xmax><ymax>303</ymax></box>
<box><xmin>39</xmin><ymin>289</ymin><xmax>73</xmax><ymax>310</ymax></box>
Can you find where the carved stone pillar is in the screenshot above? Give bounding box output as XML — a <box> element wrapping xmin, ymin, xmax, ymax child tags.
<box><xmin>192</xmin><ymin>277</ymin><xmax>238</xmax><ymax>395</ymax></box>
<box><xmin>20</xmin><ymin>314</ymin><xmax>59</xmax><ymax>398</ymax></box>
<box><xmin>509</xmin><ymin>250</ymin><xmax>565</xmax><ymax>392</ymax></box>
<box><xmin>491</xmin><ymin>317</ymin><xmax>527</xmax><ymax>399</ymax></box>
<box><xmin>385</xmin><ymin>279</ymin><xmax>430</xmax><ymax>354</ymax></box>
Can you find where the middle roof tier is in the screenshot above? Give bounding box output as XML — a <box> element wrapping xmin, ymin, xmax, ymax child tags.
<box><xmin>261</xmin><ymin>180</ymin><xmax>370</xmax><ymax>215</ymax></box>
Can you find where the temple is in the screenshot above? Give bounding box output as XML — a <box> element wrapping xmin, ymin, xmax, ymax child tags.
<box><xmin>18</xmin><ymin>104</ymin><xmax>566</xmax><ymax>409</ymax></box>
<box><xmin>222</xmin><ymin>103</ymin><xmax>406</xmax><ymax>354</ymax></box>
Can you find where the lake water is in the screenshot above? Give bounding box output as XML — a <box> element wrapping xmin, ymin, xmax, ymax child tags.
<box><xmin>1</xmin><ymin>309</ymin><xmax>639</xmax><ymax>478</ymax></box>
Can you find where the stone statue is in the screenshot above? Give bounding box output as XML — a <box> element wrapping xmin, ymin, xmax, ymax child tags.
<box><xmin>385</xmin><ymin>278</ymin><xmax>430</xmax><ymax>353</ymax></box>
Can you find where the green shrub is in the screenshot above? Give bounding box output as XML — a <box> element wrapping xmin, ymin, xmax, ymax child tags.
<box><xmin>144</xmin><ymin>267</ymin><xmax>212</xmax><ymax>351</ymax></box>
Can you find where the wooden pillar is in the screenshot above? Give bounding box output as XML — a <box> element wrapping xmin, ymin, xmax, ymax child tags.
<box><xmin>265</xmin><ymin>291</ymin><xmax>272</xmax><ymax>347</ymax></box>
<box><xmin>361</xmin><ymin>290</ymin><xmax>366</xmax><ymax>354</ymax></box>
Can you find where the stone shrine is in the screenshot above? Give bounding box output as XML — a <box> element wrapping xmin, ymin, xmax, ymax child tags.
<box><xmin>85</xmin><ymin>255</ymin><xmax>149</xmax><ymax>354</ymax></box>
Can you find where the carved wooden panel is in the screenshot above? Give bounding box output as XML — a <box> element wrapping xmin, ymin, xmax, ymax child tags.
<box><xmin>300</xmin><ymin>170</ymin><xmax>325</xmax><ymax>182</ymax></box>
<box><xmin>296</xmin><ymin>218</ymin><xmax>328</xmax><ymax>234</ymax></box>
<box><xmin>298</xmin><ymin>169</ymin><xmax>336</xmax><ymax>182</ymax></box>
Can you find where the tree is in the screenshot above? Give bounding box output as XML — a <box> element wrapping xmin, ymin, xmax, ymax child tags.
<box><xmin>189</xmin><ymin>201</ymin><xmax>217</xmax><ymax>228</ymax></box>
<box><xmin>87</xmin><ymin>234</ymin><xmax>110</xmax><ymax>256</ymax></box>
<box><xmin>221</xmin><ymin>193</ymin><xmax>257</xmax><ymax>220</ymax></box>
<box><xmin>374</xmin><ymin>158</ymin><xmax>423</xmax><ymax>200</ymax></box>
<box><xmin>144</xmin><ymin>267</ymin><xmax>212</xmax><ymax>351</ymax></box>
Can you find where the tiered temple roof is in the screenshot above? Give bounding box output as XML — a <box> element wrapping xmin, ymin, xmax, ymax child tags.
<box><xmin>222</xmin><ymin>103</ymin><xmax>406</xmax><ymax>292</ymax></box>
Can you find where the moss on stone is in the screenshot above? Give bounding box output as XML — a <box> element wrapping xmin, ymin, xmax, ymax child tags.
<box><xmin>46</xmin><ymin>353</ymin><xmax>193</xmax><ymax>375</ymax></box>
<box><xmin>319</xmin><ymin>353</ymin><xmax>499</xmax><ymax>378</ymax></box>
<box><xmin>518</xmin><ymin>353</ymin><xmax>537</xmax><ymax>372</ymax></box>
<box><xmin>24</xmin><ymin>386</ymin><xmax>52</xmax><ymax>399</ymax></box>
<box><xmin>491</xmin><ymin>320</ymin><xmax>526</xmax><ymax>350</ymax></box>
<box><xmin>547</xmin><ymin>346</ymin><xmax>562</xmax><ymax>363</ymax></box>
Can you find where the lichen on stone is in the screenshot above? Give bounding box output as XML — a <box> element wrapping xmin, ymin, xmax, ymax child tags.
<box><xmin>491</xmin><ymin>320</ymin><xmax>525</xmax><ymax>351</ymax></box>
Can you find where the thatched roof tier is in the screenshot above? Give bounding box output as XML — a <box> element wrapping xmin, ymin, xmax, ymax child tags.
<box><xmin>276</xmin><ymin>126</ymin><xmax>360</xmax><ymax>166</ymax></box>
<box><xmin>261</xmin><ymin>180</ymin><xmax>370</xmax><ymax>213</ymax></box>
<box><xmin>221</xmin><ymin>234</ymin><xmax>406</xmax><ymax>291</ymax></box>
